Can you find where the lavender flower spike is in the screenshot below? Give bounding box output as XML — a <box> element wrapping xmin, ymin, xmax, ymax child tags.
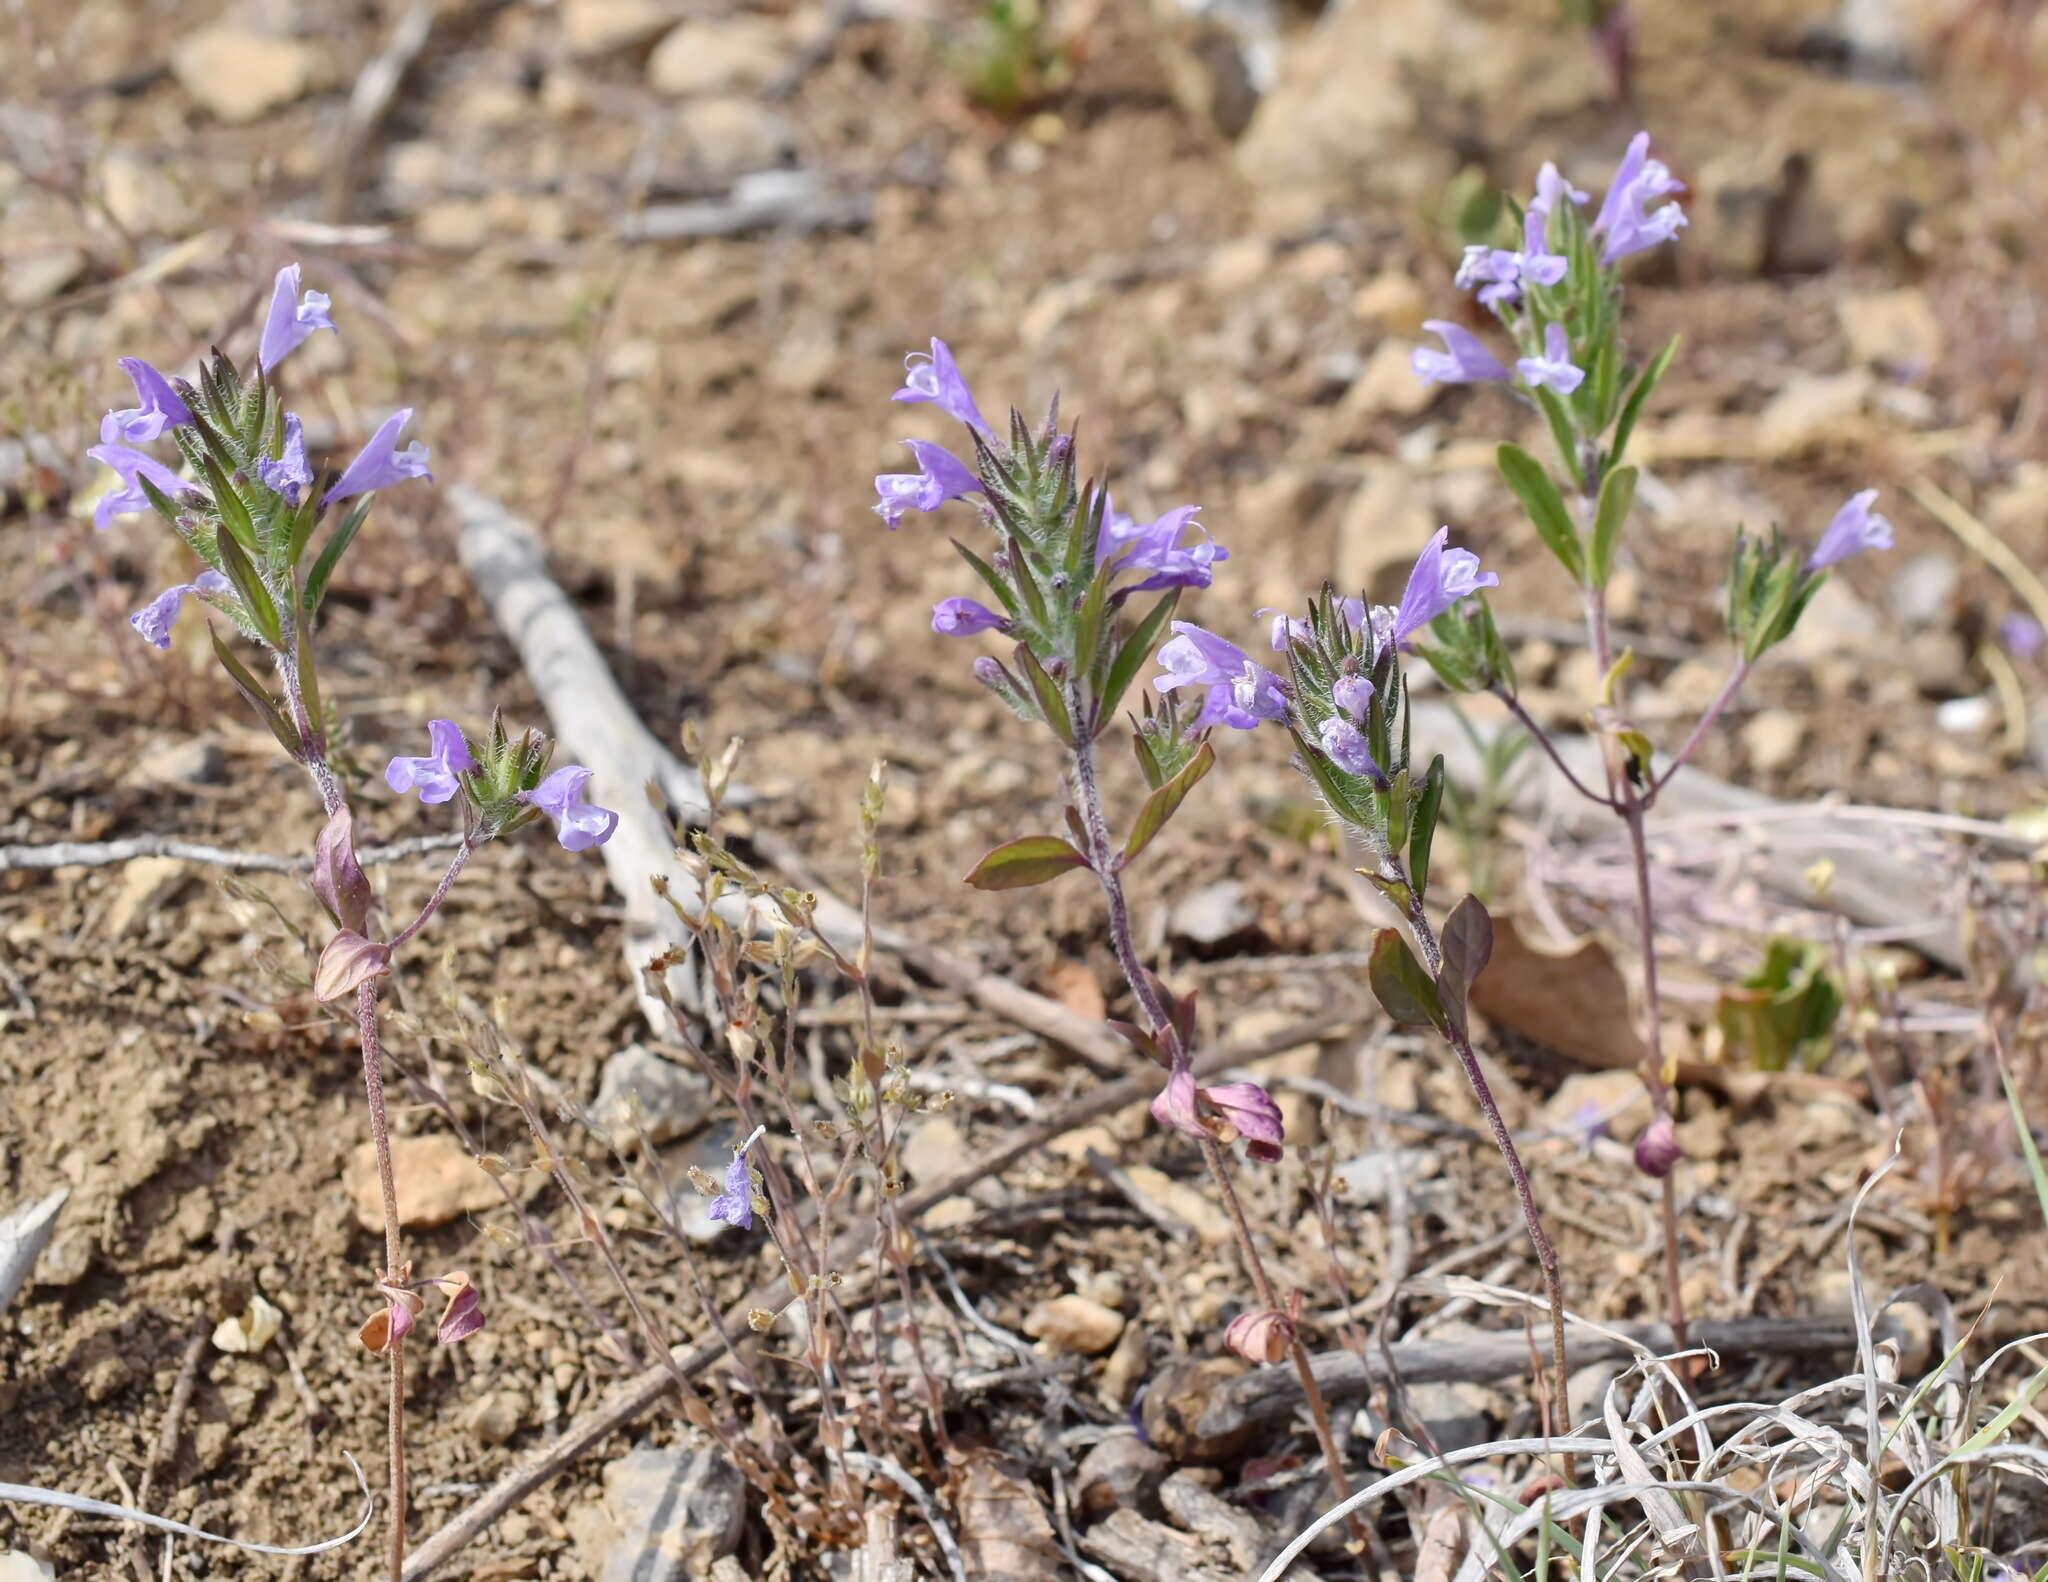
<box><xmin>1392</xmin><ymin>527</ymin><xmax>1499</xmax><ymax>644</ymax></box>
<box><xmin>256</xmin><ymin>413</ymin><xmax>312</xmax><ymax>504</ymax></box>
<box><xmin>874</xmin><ymin>438</ymin><xmax>980</xmax><ymax>528</ymax></box>
<box><xmin>1593</xmin><ymin>131</ymin><xmax>1687</xmax><ymax>263</ymax></box>
<box><xmin>1806</xmin><ymin>489</ymin><xmax>1893</xmax><ymax>571</ymax></box>
<box><xmin>385</xmin><ymin>719</ymin><xmax>477</xmax><ymax>805</ymax></box>
<box><xmin>518</xmin><ymin>765</ymin><xmax>619</xmax><ymax>851</ymax></box>
<box><xmin>1318</xmin><ymin>716</ymin><xmax>1383</xmax><ymax>781</ymax></box>
<box><xmin>1098</xmin><ymin>504</ymin><xmax>1229</xmax><ymax>592</ymax></box>
<box><xmin>1530</xmin><ymin>161</ymin><xmax>1589</xmax><ymax>217</ymax></box>
<box><xmin>1412</xmin><ymin>320</ymin><xmax>1511</xmax><ymax>386</ymax></box>
<box><xmin>1517</xmin><ymin>322</ymin><xmax>1585</xmax><ymax>395</ymax></box>
<box><xmin>708</xmin><ymin>1145</ymin><xmax>755</xmax><ymax>1230</ymax></box>
<box><xmin>892</xmin><ymin>338</ymin><xmax>991</xmax><ymax>436</ymax></box>
<box><xmin>257</xmin><ymin>263</ymin><xmax>337</xmax><ymax>372</ymax></box>
<box><xmin>1154</xmin><ymin>622</ymin><xmax>1286</xmax><ymax>731</ymax></box>
<box><xmin>130</xmin><ymin>570</ymin><xmax>231</xmax><ymax>649</ymax></box>
<box><xmin>932</xmin><ymin>597</ymin><xmax>1004</xmax><ymax>636</ymax></box>
<box><xmin>100</xmin><ymin>358</ymin><xmax>193</xmax><ymax>445</ymax></box>
<box><xmin>86</xmin><ymin>442</ymin><xmax>190</xmax><ymax>530</ymax></box>
<box><xmin>322</xmin><ymin>409</ymin><xmax>433</xmax><ymax>506</ymax></box>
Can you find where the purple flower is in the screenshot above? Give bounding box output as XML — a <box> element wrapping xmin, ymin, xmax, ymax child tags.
<box><xmin>1412</xmin><ymin>320</ymin><xmax>1511</xmax><ymax>386</ymax></box>
<box><xmin>258</xmin><ymin>263</ymin><xmax>336</xmax><ymax>372</ymax></box>
<box><xmin>1592</xmin><ymin>132</ymin><xmax>1687</xmax><ymax>263</ymax></box>
<box><xmin>322</xmin><ymin>409</ymin><xmax>432</xmax><ymax>506</ymax></box>
<box><xmin>892</xmin><ymin>338</ymin><xmax>990</xmax><ymax>436</ymax></box>
<box><xmin>1517</xmin><ymin>323</ymin><xmax>1585</xmax><ymax>395</ymax></box>
<box><xmin>1150</xmin><ymin>1067</ymin><xmax>1283</xmax><ymax>1162</ymax></box>
<box><xmin>1317</xmin><ymin>715</ymin><xmax>1382</xmax><ymax>780</ymax></box>
<box><xmin>129</xmin><ymin>570</ymin><xmax>231</xmax><ymax>649</ymax></box>
<box><xmin>518</xmin><ymin>765</ymin><xmax>619</xmax><ymax>851</ymax></box>
<box><xmin>1806</xmin><ymin>489</ymin><xmax>1893</xmax><ymax>571</ymax></box>
<box><xmin>1155</xmin><ymin>622</ymin><xmax>1286</xmax><ymax>731</ymax></box>
<box><xmin>932</xmin><ymin>597</ymin><xmax>1004</xmax><ymax>636</ymax></box>
<box><xmin>384</xmin><ymin>719</ymin><xmax>477</xmax><ymax>806</ymax></box>
<box><xmin>1331</xmin><ymin>673</ymin><xmax>1374</xmax><ymax>719</ymax></box>
<box><xmin>255</xmin><ymin>413</ymin><xmax>312</xmax><ymax>504</ymax></box>
<box><xmin>1516</xmin><ymin>210</ymin><xmax>1569</xmax><ymax>289</ymax></box>
<box><xmin>1260</xmin><ymin>607</ymin><xmax>1311</xmax><ymax>651</ymax></box>
<box><xmin>1393</xmin><ymin>527</ymin><xmax>1499</xmax><ymax>643</ymax></box>
<box><xmin>1098</xmin><ymin>504</ymin><xmax>1229</xmax><ymax>592</ymax></box>
<box><xmin>87</xmin><ymin>442</ymin><xmax>190</xmax><ymax>530</ymax></box>
<box><xmin>708</xmin><ymin>1148</ymin><xmax>754</xmax><ymax>1230</ymax></box>
<box><xmin>1530</xmin><ymin>161</ymin><xmax>1589</xmax><ymax>217</ymax></box>
<box><xmin>100</xmin><ymin>358</ymin><xmax>192</xmax><ymax>445</ymax></box>
<box><xmin>1633</xmin><ymin>1114</ymin><xmax>1681</xmax><ymax>1178</ymax></box>
<box><xmin>1455</xmin><ymin>247</ymin><xmax>1525</xmax><ymax>309</ymax></box>
<box><xmin>2002</xmin><ymin>614</ymin><xmax>2045</xmax><ymax>660</ymax></box>
<box><xmin>874</xmin><ymin>438</ymin><xmax>980</xmax><ymax>528</ymax></box>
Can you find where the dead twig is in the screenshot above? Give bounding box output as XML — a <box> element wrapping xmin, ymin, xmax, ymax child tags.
<box><xmin>0</xmin><ymin>831</ymin><xmax>466</xmax><ymax>875</ymax></box>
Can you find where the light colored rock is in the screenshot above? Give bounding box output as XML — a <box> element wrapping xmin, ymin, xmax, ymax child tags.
<box><xmin>100</xmin><ymin>151</ymin><xmax>191</xmax><ymax>234</ymax></box>
<box><xmin>899</xmin><ymin>1116</ymin><xmax>967</xmax><ymax>1184</ymax></box>
<box><xmin>1168</xmin><ymin>881</ymin><xmax>1257</xmax><ymax>952</ymax></box>
<box><xmin>1335</xmin><ymin>461</ymin><xmax>1435</xmax><ymax>593</ymax></box>
<box><xmin>1753</xmin><ymin>371</ymin><xmax>1871</xmax><ymax>459</ymax></box>
<box><xmin>673</xmin><ymin>97</ymin><xmax>795</xmax><ymax>171</ymax></box>
<box><xmin>0</xmin><ymin>1551</ymin><xmax>55</xmax><ymax>1582</ymax></box>
<box><xmin>124</xmin><ymin>736</ymin><xmax>226</xmax><ymax>789</ymax></box>
<box><xmin>1204</xmin><ymin>237</ymin><xmax>1273</xmax><ymax>295</ymax></box>
<box><xmin>348</xmin><ymin>1134</ymin><xmax>500</xmax><ymax>1232</ymax></box>
<box><xmin>1334</xmin><ymin>1146</ymin><xmax>1439</xmax><ymax>1204</ymax></box>
<box><xmin>1342</xmin><ymin>338</ymin><xmax>1437</xmax><ymax>419</ymax></box>
<box><xmin>1838</xmin><ymin>288</ymin><xmax>1940</xmax><ymax>375</ymax></box>
<box><xmin>1783</xmin><ymin>575</ymin><xmax>1879</xmax><ymax>659</ymax></box>
<box><xmin>1121</xmin><ymin>1166</ymin><xmax>1232</xmax><ymax>1246</ymax></box>
<box><xmin>1542</xmin><ymin>1069</ymin><xmax>1651</xmax><ymax>1146</ymax></box>
<box><xmin>576</xmin><ymin>1447</ymin><xmax>745</xmax><ymax>1582</ymax></box>
<box><xmin>647</xmin><ymin>17</ymin><xmax>787</xmax><ymax>97</ymax></box>
<box><xmin>171</xmin><ymin>27</ymin><xmax>316</xmax><ymax>123</ymax></box>
<box><xmin>212</xmin><ymin>1294</ymin><xmax>283</xmax><ymax>1354</ymax></box>
<box><xmin>414</xmin><ymin>199</ymin><xmax>495</xmax><ymax>251</ymax></box>
<box><xmin>1352</xmin><ymin>269</ymin><xmax>1427</xmax><ymax>334</ymax></box>
<box><xmin>462</xmin><ymin>1388</ymin><xmax>529</xmax><ymax>1446</ymax></box>
<box><xmin>1024</xmin><ymin>1293</ymin><xmax>1126</xmax><ymax>1356</ymax></box>
<box><xmin>1887</xmin><ymin>552</ymin><xmax>1959</xmax><ymax>630</ymax></box>
<box><xmin>1741</xmin><ymin>709</ymin><xmax>1804</xmax><ymax>774</ymax></box>
<box><xmin>562</xmin><ymin>0</ymin><xmax>675</xmax><ymax>55</ymax></box>
<box><xmin>1935</xmin><ymin>695</ymin><xmax>1994</xmax><ymax>736</ymax></box>
<box><xmin>590</xmin><ymin>1043</ymin><xmax>708</xmax><ymax>1146</ymax></box>
<box><xmin>103</xmin><ymin>857</ymin><xmax>193</xmax><ymax>939</ymax></box>
<box><xmin>4</xmin><ymin>248</ymin><xmax>84</xmax><ymax>309</ymax></box>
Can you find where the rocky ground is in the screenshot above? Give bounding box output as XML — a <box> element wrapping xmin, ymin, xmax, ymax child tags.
<box><xmin>5</xmin><ymin>0</ymin><xmax>2048</xmax><ymax>1577</ymax></box>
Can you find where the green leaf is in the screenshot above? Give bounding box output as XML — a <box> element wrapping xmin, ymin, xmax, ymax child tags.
<box><xmin>1999</xmin><ymin>1061</ymin><xmax>2048</xmax><ymax>1234</ymax></box>
<box><xmin>1408</xmin><ymin>753</ymin><xmax>1444</xmax><ymax>901</ymax></box>
<box><xmin>302</xmin><ymin>499</ymin><xmax>369</xmax><ymax>617</ymax></box>
<box><xmin>1496</xmin><ymin>443</ymin><xmax>1584</xmax><ymax>584</ymax></box>
<box><xmin>963</xmin><ymin>835</ymin><xmax>1090</xmax><ymax>891</ymax></box>
<box><xmin>294</xmin><ymin>604</ymin><xmax>322</xmax><ymax>745</ymax></box>
<box><xmin>1005</xmin><ymin>535</ymin><xmax>1050</xmax><ymax>627</ymax></box>
<box><xmin>213</xmin><ymin>523</ymin><xmax>282</xmax><ymax>645</ymax></box>
<box><xmin>135</xmin><ymin>473</ymin><xmax>190</xmax><ymax>534</ymax></box>
<box><xmin>200</xmin><ymin>452</ymin><xmax>257</xmax><ymax>552</ymax></box>
<box><xmin>1589</xmin><ymin>335</ymin><xmax>1619</xmax><ymax>437</ymax></box>
<box><xmin>952</xmin><ymin>539</ymin><xmax>1022</xmax><ymax>621</ymax></box>
<box><xmin>1434</xmin><ymin>893</ymin><xmax>1492</xmax><ymax>1041</ymax></box>
<box><xmin>1368</xmin><ymin>928</ymin><xmax>1445</xmax><ymax>1032</ymax></box>
<box><xmin>1589</xmin><ymin>464</ymin><xmax>1637</xmax><ymax>589</ymax></box>
<box><xmin>1014</xmin><ymin>643</ymin><xmax>1076</xmax><ymax>745</ymax></box>
<box><xmin>1073</xmin><ymin>563</ymin><xmax>1113</xmax><ymax>683</ymax></box>
<box><xmin>1100</xmin><ymin>590</ymin><xmax>1179</xmax><ymax>723</ymax></box>
<box><xmin>1610</xmin><ymin>333</ymin><xmax>1680</xmax><ymax>471</ymax></box>
<box><xmin>1532</xmin><ymin>386</ymin><xmax>1583</xmax><ymax>492</ymax></box>
<box><xmin>1121</xmin><ymin>740</ymin><xmax>1214</xmax><ymax>866</ymax></box>
<box><xmin>208</xmin><ymin>626</ymin><xmax>298</xmax><ymax>755</ymax></box>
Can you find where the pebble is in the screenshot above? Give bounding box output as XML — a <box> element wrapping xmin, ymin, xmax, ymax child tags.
<box><xmin>1023</xmin><ymin>1294</ymin><xmax>1126</xmax><ymax>1356</ymax></box>
<box><xmin>561</xmin><ymin>0</ymin><xmax>676</xmax><ymax>55</ymax></box>
<box><xmin>1341</xmin><ymin>338</ymin><xmax>1437</xmax><ymax>419</ymax></box>
<box><xmin>1935</xmin><ymin>696</ymin><xmax>1994</xmax><ymax>736</ymax></box>
<box><xmin>1740</xmin><ymin>710</ymin><xmax>1805</xmax><ymax>774</ymax></box>
<box><xmin>99</xmin><ymin>151</ymin><xmax>191</xmax><ymax>235</ymax></box>
<box><xmin>0</xmin><ymin>1552</ymin><xmax>55</xmax><ymax>1582</ymax></box>
<box><xmin>212</xmin><ymin>1294</ymin><xmax>283</xmax><ymax>1354</ymax></box>
<box><xmin>590</xmin><ymin>1043</ymin><xmax>708</xmax><ymax>1146</ymax></box>
<box><xmin>898</xmin><ymin>1115</ymin><xmax>967</xmax><ymax>1185</ymax></box>
<box><xmin>1167</xmin><ymin>881</ymin><xmax>1258</xmax><ymax>955</ymax></box>
<box><xmin>577</xmin><ymin>1447</ymin><xmax>745</xmax><ymax>1582</ymax></box>
<box><xmin>170</xmin><ymin>27</ymin><xmax>317</xmax><ymax>122</ymax></box>
<box><xmin>123</xmin><ymin>736</ymin><xmax>227</xmax><ymax>789</ymax></box>
<box><xmin>1075</xmin><ymin>1431</ymin><xmax>1167</xmax><ymax>1514</ymax></box>
<box><xmin>4</xmin><ymin>248</ymin><xmax>85</xmax><ymax>310</ymax></box>
<box><xmin>347</xmin><ymin>1135</ymin><xmax>500</xmax><ymax>1232</ymax></box>
<box><xmin>1351</xmin><ymin>269</ymin><xmax>1427</xmax><ymax>334</ymax></box>
<box><xmin>1754</xmin><ymin>371</ymin><xmax>1871</xmax><ymax>458</ymax></box>
<box><xmin>461</xmin><ymin>1388</ymin><xmax>529</xmax><ymax>1447</ymax></box>
<box><xmin>1887</xmin><ymin>551</ymin><xmax>1960</xmax><ymax>631</ymax></box>
<box><xmin>1120</xmin><ymin>1165</ymin><xmax>1233</xmax><ymax>1246</ymax></box>
<box><xmin>1837</xmin><ymin>288</ymin><xmax>1941</xmax><ymax>376</ymax></box>
<box><xmin>1333</xmin><ymin>1146</ymin><xmax>1439</xmax><ymax>1204</ymax></box>
<box><xmin>103</xmin><ymin>857</ymin><xmax>193</xmax><ymax>939</ymax></box>
<box><xmin>673</xmin><ymin>97</ymin><xmax>796</xmax><ymax>171</ymax></box>
<box><xmin>646</xmin><ymin>18</ymin><xmax>787</xmax><ymax>97</ymax></box>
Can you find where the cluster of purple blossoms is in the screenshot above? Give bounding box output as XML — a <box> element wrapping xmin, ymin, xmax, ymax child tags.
<box><xmin>90</xmin><ymin>264</ymin><xmax>432</xmax><ymax>650</ymax></box>
<box><xmin>1593</xmin><ymin>132</ymin><xmax>1688</xmax><ymax>263</ymax></box>
<box><xmin>875</xmin><ymin>338</ymin><xmax>1227</xmax><ymax>636</ymax></box>
<box><xmin>383</xmin><ymin>719</ymin><xmax>619</xmax><ymax>852</ymax></box>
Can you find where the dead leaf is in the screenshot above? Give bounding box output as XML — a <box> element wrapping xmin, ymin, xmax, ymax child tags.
<box><xmin>1467</xmin><ymin>914</ymin><xmax>1646</xmax><ymax>1072</ymax></box>
<box><xmin>955</xmin><ymin>1452</ymin><xmax>1062</xmax><ymax>1582</ymax></box>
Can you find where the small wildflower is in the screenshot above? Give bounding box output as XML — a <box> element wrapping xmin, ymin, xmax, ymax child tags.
<box><xmin>709</xmin><ymin>1145</ymin><xmax>755</xmax><ymax>1230</ymax></box>
<box><xmin>1150</xmin><ymin>1066</ymin><xmax>1284</xmax><ymax>1161</ymax></box>
<box><xmin>517</xmin><ymin>766</ymin><xmax>620</xmax><ymax>851</ymax></box>
<box><xmin>1412</xmin><ymin>320</ymin><xmax>1511</xmax><ymax>386</ymax></box>
<box><xmin>1805</xmin><ymin>489</ymin><xmax>1893</xmax><ymax>571</ymax></box>
<box><xmin>255</xmin><ymin>413</ymin><xmax>312</xmax><ymax>504</ymax></box>
<box><xmin>1260</xmin><ymin>607</ymin><xmax>1312</xmax><ymax>651</ymax></box>
<box><xmin>1592</xmin><ymin>131</ymin><xmax>1687</xmax><ymax>263</ymax></box>
<box><xmin>433</xmin><ymin>1273</ymin><xmax>485</xmax><ymax>1345</ymax></box>
<box><xmin>258</xmin><ymin>263</ymin><xmax>337</xmax><ymax>372</ymax></box>
<box><xmin>1456</xmin><ymin>247</ymin><xmax>1525</xmax><ymax>310</ymax></box>
<box><xmin>892</xmin><ymin>337</ymin><xmax>990</xmax><ymax>436</ymax></box>
<box><xmin>1633</xmin><ymin>1114</ymin><xmax>1681</xmax><ymax>1178</ymax></box>
<box><xmin>1154</xmin><ymin>622</ymin><xmax>1286</xmax><ymax>731</ymax></box>
<box><xmin>1517</xmin><ymin>322</ymin><xmax>1585</xmax><ymax>395</ymax></box>
<box><xmin>874</xmin><ymin>439</ymin><xmax>981</xmax><ymax>528</ymax></box>
<box><xmin>130</xmin><ymin>570</ymin><xmax>231</xmax><ymax>649</ymax></box>
<box><xmin>87</xmin><ymin>442</ymin><xmax>190</xmax><ymax>531</ymax></box>
<box><xmin>1393</xmin><ymin>527</ymin><xmax>1499</xmax><ymax>644</ymax></box>
<box><xmin>931</xmin><ymin>596</ymin><xmax>1005</xmax><ymax>636</ymax></box>
<box><xmin>1098</xmin><ymin>504</ymin><xmax>1229</xmax><ymax>593</ymax></box>
<box><xmin>1515</xmin><ymin>210</ymin><xmax>1570</xmax><ymax>289</ymax></box>
<box><xmin>1530</xmin><ymin>161</ymin><xmax>1589</xmax><ymax>216</ymax></box>
<box><xmin>322</xmin><ymin>409</ymin><xmax>432</xmax><ymax>506</ymax></box>
<box><xmin>384</xmin><ymin>719</ymin><xmax>477</xmax><ymax>805</ymax></box>
<box><xmin>1317</xmin><ymin>715</ymin><xmax>1382</xmax><ymax>780</ymax></box>
<box><xmin>100</xmin><ymin>358</ymin><xmax>192</xmax><ymax>445</ymax></box>
<box><xmin>1331</xmin><ymin>673</ymin><xmax>1374</xmax><ymax>720</ymax></box>
<box><xmin>1223</xmin><ymin>1300</ymin><xmax>1298</xmax><ymax>1365</ymax></box>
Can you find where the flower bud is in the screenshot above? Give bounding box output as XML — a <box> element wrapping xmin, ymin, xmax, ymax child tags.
<box><xmin>1633</xmin><ymin>1114</ymin><xmax>1681</xmax><ymax>1178</ymax></box>
<box><xmin>314</xmin><ymin>929</ymin><xmax>392</xmax><ymax>1002</ymax></box>
<box><xmin>1223</xmin><ymin>1307</ymin><xmax>1296</xmax><ymax>1365</ymax></box>
<box><xmin>311</xmin><ymin>806</ymin><xmax>374</xmax><ymax>933</ymax></box>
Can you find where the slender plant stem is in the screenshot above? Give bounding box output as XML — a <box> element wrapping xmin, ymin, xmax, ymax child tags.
<box><xmin>1492</xmin><ymin>687</ymin><xmax>1615</xmax><ymax>810</ymax></box>
<box><xmin>1648</xmin><ymin>659</ymin><xmax>1749</xmax><ymax>800</ymax></box>
<box><xmin>388</xmin><ymin>840</ymin><xmax>475</xmax><ymax>951</ymax></box>
<box><xmin>1068</xmin><ymin>735</ymin><xmax>1359</xmax><ymax>1521</ymax></box>
<box><xmin>1402</xmin><ymin>894</ymin><xmax>1570</xmax><ymax>1419</ymax></box>
<box><xmin>356</xmin><ymin>980</ymin><xmax>408</xmax><ymax>1580</ymax></box>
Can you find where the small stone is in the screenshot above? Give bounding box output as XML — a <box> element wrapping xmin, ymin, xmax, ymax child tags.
<box><xmin>1075</xmin><ymin>1432</ymin><xmax>1167</xmax><ymax>1515</ymax></box>
<box><xmin>1334</xmin><ymin>1146</ymin><xmax>1439</xmax><ymax>1204</ymax></box>
<box><xmin>1167</xmin><ymin>881</ymin><xmax>1258</xmax><ymax>955</ymax></box>
<box><xmin>4</xmin><ymin>248</ymin><xmax>85</xmax><ymax>309</ymax></box>
<box><xmin>1741</xmin><ymin>710</ymin><xmax>1805</xmax><ymax>774</ymax></box>
<box><xmin>591</xmin><ymin>1044</ymin><xmax>708</xmax><ymax>1147</ymax></box>
<box><xmin>1120</xmin><ymin>1166</ymin><xmax>1232</xmax><ymax>1246</ymax></box>
<box><xmin>899</xmin><ymin>1116</ymin><xmax>967</xmax><ymax>1185</ymax></box>
<box><xmin>171</xmin><ymin>27</ymin><xmax>317</xmax><ymax>123</ymax></box>
<box><xmin>124</xmin><ymin>736</ymin><xmax>227</xmax><ymax>789</ymax></box>
<box><xmin>348</xmin><ymin>1135</ymin><xmax>500</xmax><ymax>1232</ymax></box>
<box><xmin>100</xmin><ymin>151</ymin><xmax>191</xmax><ymax>235</ymax></box>
<box><xmin>1837</xmin><ymin>288</ymin><xmax>1940</xmax><ymax>376</ymax></box>
<box><xmin>673</xmin><ymin>97</ymin><xmax>795</xmax><ymax>170</ymax></box>
<box><xmin>561</xmin><ymin>0</ymin><xmax>675</xmax><ymax>55</ymax></box>
<box><xmin>462</xmin><ymin>1388</ymin><xmax>528</xmax><ymax>1446</ymax></box>
<box><xmin>1351</xmin><ymin>270</ymin><xmax>1427</xmax><ymax>334</ymax></box>
<box><xmin>212</xmin><ymin>1293</ymin><xmax>283</xmax><ymax>1355</ymax></box>
<box><xmin>647</xmin><ymin>17</ymin><xmax>786</xmax><ymax>97</ymax></box>
<box><xmin>1335</xmin><ymin>462</ymin><xmax>1435</xmax><ymax>592</ymax></box>
<box><xmin>1342</xmin><ymin>339</ymin><xmax>1437</xmax><ymax>419</ymax></box>
<box><xmin>1024</xmin><ymin>1294</ymin><xmax>1125</xmax><ymax>1356</ymax></box>
<box><xmin>103</xmin><ymin>857</ymin><xmax>193</xmax><ymax>939</ymax></box>
<box><xmin>1543</xmin><ymin>1070</ymin><xmax>1651</xmax><ymax>1146</ymax></box>
<box><xmin>81</xmin><ymin>1353</ymin><xmax>133</xmax><ymax>1403</ymax></box>
<box><xmin>1203</xmin><ymin>238</ymin><xmax>1272</xmax><ymax>295</ymax></box>
<box><xmin>0</xmin><ymin>1552</ymin><xmax>55</xmax><ymax>1582</ymax></box>
<box><xmin>1935</xmin><ymin>695</ymin><xmax>1994</xmax><ymax>735</ymax></box>
<box><xmin>577</xmin><ymin>1447</ymin><xmax>745</xmax><ymax>1582</ymax></box>
<box><xmin>1754</xmin><ymin>372</ymin><xmax>1871</xmax><ymax>459</ymax></box>
<box><xmin>415</xmin><ymin>199</ymin><xmax>494</xmax><ymax>251</ymax></box>
<box><xmin>1887</xmin><ymin>552</ymin><xmax>1960</xmax><ymax>630</ymax></box>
